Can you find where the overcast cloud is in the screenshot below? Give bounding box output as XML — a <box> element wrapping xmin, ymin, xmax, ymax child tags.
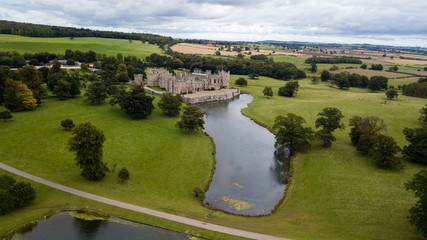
<box><xmin>1</xmin><ymin>0</ymin><xmax>427</xmax><ymax>47</ymax></box>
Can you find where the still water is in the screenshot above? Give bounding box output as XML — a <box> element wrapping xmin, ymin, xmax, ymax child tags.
<box><xmin>11</xmin><ymin>212</ymin><xmax>199</xmax><ymax>240</ymax></box>
<box><xmin>200</xmin><ymin>94</ymin><xmax>288</xmax><ymax>215</ymax></box>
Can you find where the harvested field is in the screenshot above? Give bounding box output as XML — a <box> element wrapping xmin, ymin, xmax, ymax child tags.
<box><xmin>397</xmin><ymin>70</ymin><xmax>427</xmax><ymax>77</ymax></box>
<box><xmin>171</xmin><ymin>43</ymin><xmax>292</xmax><ymax>56</ymax></box>
<box><xmin>335</xmin><ymin>68</ymin><xmax>412</xmax><ymax>78</ymax></box>
<box><xmin>389</xmin><ymin>77</ymin><xmax>421</xmax><ymax>83</ymax></box>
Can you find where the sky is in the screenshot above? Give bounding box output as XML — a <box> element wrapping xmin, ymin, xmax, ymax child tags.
<box><xmin>1</xmin><ymin>0</ymin><xmax>427</xmax><ymax>48</ymax></box>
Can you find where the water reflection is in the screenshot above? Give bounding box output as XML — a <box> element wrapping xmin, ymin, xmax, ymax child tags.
<box><xmin>73</xmin><ymin>215</ymin><xmax>107</xmax><ymax>240</ymax></box>
<box><xmin>11</xmin><ymin>212</ymin><xmax>199</xmax><ymax>240</ymax></box>
<box><xmin>200</xmin><ymin>94</ymin><xmax>288</xmax><ymax>215</ymax></box>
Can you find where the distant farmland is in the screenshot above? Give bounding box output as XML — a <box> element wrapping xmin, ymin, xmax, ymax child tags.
<box><xmin>0</xmin><ymin>34</ymin><xmax>163</xmax><ymax>59</ymax></box>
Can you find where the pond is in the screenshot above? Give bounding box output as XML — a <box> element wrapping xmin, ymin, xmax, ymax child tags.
<box><xmin>10</xmin><ymin>211</ymin><xmax>200</xmax><ymax>240</ymax></box>
<box><xmin>200</xmin><ymin>94</ymin><xmax>289</xmax><ymax>215</ymax></box>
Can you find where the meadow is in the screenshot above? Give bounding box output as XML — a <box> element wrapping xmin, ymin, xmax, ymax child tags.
<box><xmin>0</xmin><ymin>34</ymin><xmax>163</xmax><ymax>59</ymax></box>
<box><xmin>1</xmin><ymin>75</ymin><xmax>426</xmax><ymax>240</ymax></box>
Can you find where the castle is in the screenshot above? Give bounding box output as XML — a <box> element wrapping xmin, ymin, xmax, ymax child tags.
<box><xmin>140</xmin><ymin>68</ymin><xmax>230</xmax><ymax>94</ymax></box>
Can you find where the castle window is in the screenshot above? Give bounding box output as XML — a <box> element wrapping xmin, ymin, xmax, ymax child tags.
<box><xmin>214</xmin><ymin>79</ymin><xmax>216</xmax><ymax>83</ymax></box>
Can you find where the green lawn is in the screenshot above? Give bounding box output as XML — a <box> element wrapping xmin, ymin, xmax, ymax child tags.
<box><xmin>0</xmin><ymin>34</ymin><xmax>163</xmax><ymax>59</ymax></box>
<box><xmin>1</xmin><ymin>75</ymin><xmax>426</xmax><ymax>240</ymax></box>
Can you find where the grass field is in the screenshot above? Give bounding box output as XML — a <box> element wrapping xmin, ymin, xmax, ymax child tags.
<box><xmin>0</xmin><ymin>34</ymin><xmax>163</xmax><ymax>59</ymax></box>
<box><xmin>1</xmin><ymin>76</ymin><xmax>426</xmax><ymax>239</ymax></box>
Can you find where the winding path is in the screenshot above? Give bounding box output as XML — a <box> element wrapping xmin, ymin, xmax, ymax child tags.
<box><xmin>0</xmin><ymin>162</ymin><xmax>291</xmax><ymax>240</ymax></box>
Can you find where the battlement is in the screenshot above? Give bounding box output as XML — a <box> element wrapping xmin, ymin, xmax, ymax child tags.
<box><xmin>145</xmin><ymin>68</ymin><xmax>230</xmax><ymax>94</ymax></box>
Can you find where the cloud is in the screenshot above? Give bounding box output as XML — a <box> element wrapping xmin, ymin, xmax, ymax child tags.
<box><xmin>1</xmin><ymin>0</ymin><xmax>427</xmax><ymax>47</ymax></box>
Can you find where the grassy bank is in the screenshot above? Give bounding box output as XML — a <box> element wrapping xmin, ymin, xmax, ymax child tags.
<box><xmin>1</xmin><ymin>74</ymin><xmax>426</xmax><ymax>240</ymax></box>
<box><xmin>0</xmin><ymin>34</ymin><xmax>163</xmax><ymax>59</ymax></box>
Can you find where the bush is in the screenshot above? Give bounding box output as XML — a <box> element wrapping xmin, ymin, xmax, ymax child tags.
<box><xmin>118</xmin><ymin>167</ymin><xmax>130</xmax><ymax>182</ymax></box>
<box><xmin>235</xmin><ymin>77</ymin><xmax>248</xmax><ymax>86</ymax></box>
<box><xmin>0</xmin><ymin>110</ymin><xmax>13</xmax><ymax>121</ymax></box>
<box><xmin>385</xmin><ymin>89</ymin><xmax>398</xmax><ymax>100</ymax></box>
<box><xmin>0</xmin><ymin>175</ymin><xmax>36</xmax><ymax>216</ymax></box>
<box><xmin>193</xmin><ymin>186</ymin><xmax>205</xmax><ymax>201</ymax></box>
<box><xmin>61</xmin><ymin>119</ymin><xmax>75</xmax><ymax>130</ymax></box>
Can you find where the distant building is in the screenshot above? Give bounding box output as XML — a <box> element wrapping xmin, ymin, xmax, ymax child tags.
<box><xmin>137</xmin><ymin>68</ymin><xmax>230</xmax><ymax>94</ymax></box>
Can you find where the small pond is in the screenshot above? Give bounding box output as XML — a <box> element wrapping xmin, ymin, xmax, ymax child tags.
<box><xmin>10</xmin><ymin>211</ymin><xmax>200</xmax><ymax>240</ymax></box>
<box><xmin>200</xmin><ymin>94</ymin><xmax>289</xmax><ymax>215</ymax></box>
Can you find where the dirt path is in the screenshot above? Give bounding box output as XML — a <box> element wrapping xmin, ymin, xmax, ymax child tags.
<box><xmin>0</xmin><ymin>162</ymin><xmax>291</xmax><ymax>240</ymax></box>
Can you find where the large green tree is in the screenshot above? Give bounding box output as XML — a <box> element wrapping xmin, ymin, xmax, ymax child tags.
<box><xmin>405</xmin><ymin>170</ymin><xmax>427</xmax><ymax>237</ymax></box>
<box><xmin>372</xmin><ymin>134</ymin><xmax>401</xmax><ymax>168</ymax></box>
<box><xmin>402</xmin><ymin>126</ymin><xmax>427</xmax><ymax>164</ymax></box>
<box><xmin>84</xmin><ymin>80</ymin><xmax>109</xmax><ymax>105</ymax></box>
<box><xmin>176</xmin><ymin>105</ymin><xmax>207</xmax><ymax>132</ymax></box>
<box><xmin>110</xmin><ymin>85</ymin><xmax>155</xmax><ymax>119</ymax></box>
<box><xmin>158</xmin><ymin>93</ymin><xmax>182</xmax><ymax>116</ymax></box>
<box><xmin>315</xmin><ymin>107</ymin><xmax>345</xmax><ymax>147</ymax></box>
<box><xmin>349</xmin><ymin>116</ymin><xmax>387</xmax><ymax>154</ymax></box>
<box><xmin>278</xmin><ymin>81</ymin><xmax>299</xmax><ymax>97</ymax></box>
<box><xmin>68</xmin><ymin>122</ymin><xmax>109</xmax><ymax>180</ymax></box>
<box><xmin>273</xmin><ymin>113</ymin><xmax>314</xmax><ymax>156</ymax></box>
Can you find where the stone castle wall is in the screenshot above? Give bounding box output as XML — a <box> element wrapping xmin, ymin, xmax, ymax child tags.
<box><xmin>145</xmin><ymin>68</ymin><xmax>230</xmax><ymax>94</ymax></box>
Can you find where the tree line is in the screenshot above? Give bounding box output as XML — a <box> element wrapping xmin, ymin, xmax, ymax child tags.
<box><xmin>305</xmin><ymin>56</ymin><xmax>362</xmax><ymax>64</ymax></box>
<box><xmin>0</xmin><ymin>20</ymin><xmax>176</xmax><ymax>46</ymax></box>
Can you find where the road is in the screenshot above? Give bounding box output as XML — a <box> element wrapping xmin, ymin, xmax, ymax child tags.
<box><xmin>0</xmin><ymin>162</ymin><xmax>291</xmax><ymax>240</ymax></box>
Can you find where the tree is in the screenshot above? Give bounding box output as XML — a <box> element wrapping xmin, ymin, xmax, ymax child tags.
<box><xmin>273</xmin><ymin>113</ymin><xmax>314</xmax><ymax>156</ymax></box>
<box><xmin>405</xmin><ymin>170</ymin><xmax>427</xmax><ymax>237</ymax></box>
<box><xmin>368</xmin><ymin>76</ymin><xmax>388</xmax><ymax>91</ymax></box>
<box><xmin>176</xmin><ymin>105</ymin><xmax>207</xmax><ymax>132</ymax></box>
<box><xmin>320</xmin><ymin>70</ymin><xmax>331</xmax><ymax>82</ymax></box>
<box><xmin>116</xmin><ymin>63</ymin><xmax>129</xmax><ymax>83</ymax></box>
<box><xmin>53</xmin><ymin>79</ymin><xmax>72</xmax><ymax>99</ymax></box>
<box><xmin>118</xmin><ymin>167</ymin><xmax>130</xmax><ymax>182</ymax></box>
<box><xmin>68</xmin><ymin>122</ymin><xmax>109</xmax><ymax>180</ymax></box>
<box><xmin>278</xmin><ymin>81</ymin><xmax>299</xmax><ymax>97</ymax></box>
<box><xmin>372</xmin><ymin>134</ymin><xmax>401</xmax><ymax>168</ymax></box>
<box><xmin>110</xmin><ymin>85</ymin><xmax>155</xmax><ymax>119</ymax></box>
<box><xmin>334</xmin><ymin>74</ymin><xmax>350</xmax><ymax>89</ymax></box>
<box><xmin>402</xmin><ymin>126</ymin><xmax>427</xmax><ymax>164</ymax></box>
<box><xmin>193</xmin><ymin>186</ymin><xmax>205</xmax><ymax>201</ymax></box>
<box><xmin>263</xmin><ymin>86</ymin><xmax>274</xmax><ymax>98</ymax></box>
<box><xmin>385</xmin><ymin>89</ymin><xmax>398</xmax><ymax>100</ymax></box>
<box><xmin>349</xmin><ymin>116</ymin><xmax>363</xmax><ymax>146</ymax></box>
<box><xmin>310</xmin><ymin>63</ymin><xmax>317</xmax><ymax>73</ymax></box>
<box><xmin>61</xmin><ymin>119</ymin><xmax>75</xmax><ymax>130</ymax></box>
<box><xmin>9</xmin><ymin>181</ymin><xmax>36</xmax><ymax>208</ymax></box>
<box><xmin>0</xmin><ymin>175</ymin><xmax>36</xmax><ymax>216</ymax></box>
<box><xmin>315</xmin><ymin>107</ymin><xmax>345</xmax><ymax>147</ymax></box>
<box><xmin>419</xmin><ymin>103</ymin><xmax>427</xmax><ymax>125</ymax></box>
<box><xmin>158</xmin><ymin>93</ymin><xmax>182</xmax><ymax>116</ymax></box>
<box><xmin>18</xmin><ymin>65</ymin><xmax>45</xmax><ymax>103</ymax></box>
<box><xmin>215</xmin><ymin>50</ymin><xmax>221</xmax><ymax>56</ymax></box>
<box><xmin>84</xmin><ymin>80</ymin><xmax>108</xmax><ymax>105</ymax></box>
<box><xmin>80</xmin><ymin>62</ymin><xmax>88</xmax><ymax>72</ymax></box>
<box><xmin>0</xmin><ymin>110</ymin><xmax>12</xmax><ymax>121</ymax></box>
<box><xmin>360</xmin><ymin>64</ymin><xmax>367</xmax><ymax>69</ymax></box>
<box><xmin>235</xmin><ymin>77</ymin><xmax>247</xmax><ymax>86</ymax></box>
<box><xmin>370</xmin><ymin>64</ymin><xmax>383</xmax><ymax>71</ymax></box>
<box><xmin>248</xmin><ymin>73</ymin><xmax>259</xmax><ymax>79</ymax></box>
<box><xmin>4</xmin><ymin>79</ymin><xmax>37</xmax><ymax>111</ymax></box>
<box><xmin>350</xmin><ymin>116</ymin><xmax>387</xmax><ymax>154</ymax></box>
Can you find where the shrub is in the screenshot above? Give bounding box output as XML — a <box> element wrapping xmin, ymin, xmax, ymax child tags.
<box><xmin>193</xmin><ymin>186</ymin><xmax>205</xmax><ymax>201</ymax></box>
<box><xmin>61</xmin><ymin>119</ymin><xmax>75</xmax><ymax>130</ymax></box>
<box><xmin>235</xmin><ymin>77</ymin><xmax>248</xmax><ymax>86</ymax></box>
<box><xmin>0</xmin><ymin>110</ymin><xmax>13</xmax><ymax>121</ymax></box>
<box><xmin>118</xmin><ymin>167</ymin><xmax>130</xmax><ymax>182</ymax></box>
<box><xmin>385</xmin><ymin>89</ymin><xmax>399</xmax><ymax>100</ymax></box>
